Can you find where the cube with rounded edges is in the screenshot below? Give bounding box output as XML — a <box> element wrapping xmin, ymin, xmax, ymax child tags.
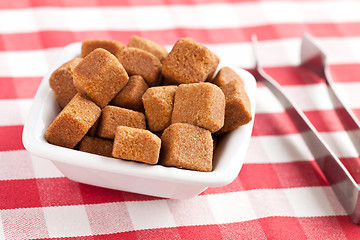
<box><xmin>113</xmin><ymin>126</ymin><xmax>161</xmax><ymax>164</ymax></box>
<box><xmin>160</xmin><ymin>123</ymin><xmax>213</xmax><ymax>172</ymax></box>
<box><xmin>78</xmin><ymin>136</ymin><xmax>113</xmax><ymax>157</ymax></box>
<box><xmin>171</xmin><ymin>82</ymin><xmax>225</xmax><ymax>133</ymax></box>
<box><xmin>217</xmin><ymin>80</ymin><xmax>252</xmax><ymax>133</ymax></box>
<box><xmin>73</xmin><ymin>48</ymin><xmax>129</xmax><ymax>108</ymax></box>
<box><xmin>212</xmin><ymin>67</ymin><xmax>244</xmax><ymax>88</ymax></box>
<box><xmin>97</xmin><ymin>105</ymin><xmax>146</xmax><ymax>139</ymax></box>
<box><xmin>128</xmin><ymin>35</ymin><xmax>168</xmax><ymax>63</ymax></box>
<box><xmin>142</xmin><ymin>85</ymin><xmax>177</xmax><ymax>132</ymax></box>
<box><xmin>110</xmin><ymin>75</ymin><xmax>148</xmax><ymax>112</ymax></box>
<box><xmin>45</xmin><ymin>93</ymin><xmax>101</xmax><ymax>149</ymax></box>
<box><xmin>118</xmin><ymin>47</ymin><xmax>162</xmax><ymax>87</ymax></box>
<box><xmin>162</xmin><ymin>38</ymin><xmax>219</xmax><ymax>84</ymax></box>
<box><xmin>81</xmin><ymin>39</ymin><xmax>125</xmax><ymax>59</ymax></box>
<box><xmin>86</xmin><ymin>117</ymin><xmax>100</xmax><ymax>137</ymax></box>
<box><xmin>49</xmin><ymin>57</ymin><xmax>82</xmax><ymax>108</ymax></box>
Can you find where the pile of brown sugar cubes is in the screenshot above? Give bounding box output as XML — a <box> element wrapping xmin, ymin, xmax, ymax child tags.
<box><xmin>45</xmin><ymin>36</ymin><xmax>252</xmax><ymax>172</ymax></box>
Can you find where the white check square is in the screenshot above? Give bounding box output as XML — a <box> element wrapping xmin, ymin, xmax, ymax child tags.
<box><xmin>284</xmin><ymin>187</ymin><xmax>335</xmax><ymax>217</ymax></box>
<box><xmin>207</xmin><ymin>192</ymin><xmax>257</xmax><ymax>223</ymax></box>
<box><xmin>167</xmin><ymin>196</ymin><xmax>216</xmax><ymax>226</ymax></box>
<box><xmin>43</xmin><ymin>205</ymin><xmax>92</xmax><ymax>237</ymax></box>
<box><xmin>126</xmin><ymin>200</ymin><xmax>176</xmax><ymax>230</ymax></box>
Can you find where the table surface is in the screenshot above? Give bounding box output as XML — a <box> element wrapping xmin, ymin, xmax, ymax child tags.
<box><xmin>1</xmin><ymin>0</ymin><xmax>360</xmax><ymax>239</ymax></box>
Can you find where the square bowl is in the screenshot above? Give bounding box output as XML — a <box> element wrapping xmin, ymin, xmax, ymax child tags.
<box><xmin>22</xmin><ymin>42</ymin><xmax>256</xmax><ymax>199</ymax></box>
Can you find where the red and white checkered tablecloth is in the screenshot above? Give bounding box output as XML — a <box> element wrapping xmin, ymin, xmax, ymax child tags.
<box><xmin>1</xmin><ymin>0</ymin><xmax>360</xmax><ymax>239</ymax></box>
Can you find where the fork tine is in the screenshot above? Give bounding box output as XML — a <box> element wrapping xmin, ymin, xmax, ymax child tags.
<box><xmin>251</xmin><ymin>34</ymin><xmax>282</xmax><ymax>87</ymax></box>
<box><xmin>300</xmin><ymin>33</ymin><xmax>360</xmax><ymax>129</ymax></box>
<box><xmin>251</xmin><ymin>34</ymin><xmax>260</xmax><ymax>69</ymax></box>
<box><xmin>300</xmin><ymin>33</ymin><xmax>326</xmax><ymax>77</ymax></box>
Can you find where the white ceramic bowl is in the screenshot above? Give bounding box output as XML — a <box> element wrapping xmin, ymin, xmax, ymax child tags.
<box><xmin>22</xmin><ymin>42</ymin><xmax>256</xmax><ymax>199</ymax></box>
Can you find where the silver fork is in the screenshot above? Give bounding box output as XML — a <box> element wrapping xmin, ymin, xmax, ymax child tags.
<box><xmin>251</xmin><ymin>35</ymin><xmax>360</xmax><ymax>224</ymax></box>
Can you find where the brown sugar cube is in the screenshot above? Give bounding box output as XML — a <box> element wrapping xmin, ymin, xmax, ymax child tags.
<box><xmin>118</xmin><ymin>47</ymin><xmax>162</xmax><ymax>87</ymax></box>
<box><xmin>162</xmin><ymin>38</ymin><xmax>219</xmax><ymax>84</ymax></box>
<box><xmin>217</xmin><ymin>78</ymin><xmax>252</xmax><ymax>133</ymax></box>
<box><xmin>160</xmin><ymin>123</ymin><xmax>213</xmax><ymax>172</ymax></box>
<box><xmin>128</xmin><ymin>35</ymin><xmax>168</xmax><ymax>63</ymax></box>
<box><xmin>81</xmin><ymin>39</ymin><xmax>125</xmax><ymax>59</ymax></box>
<box><xmin>49</xmin><ymin>57</ymin><xmax>82</xmax><ymax>108</ymax></box>
<box><xmin>97</xmin><ymin>105</ymin><xmax>146</xmax><ymax>139</ymax></box>
<box><xmin>110</xmin><ymin>75</ymin><xmax>149</xmax><ymax>112</ymax></box>
<box><xmin>78</xmin><ymin>136</ymin><xmax>113</xmax><ymax>157</ymax></box>
<box><xmin>45</xmin><ymin>94</ymin><xmax>101</xmax><ymax>149</ymax></box>
<box><xmin>73</xmin><ymin>48</ymin><xmax>129</xmax><ymax>108</ymax></box>
<box><xmin>142</xmin><ymin>86</ymin><xmax>177</xmax><ymax>132</ymax></box>
<box><xmin>86</xmin><ymin>117</ymin><xmax>100</xmax><ymax>137</ymax></box>
<box><xmin>171</xmin><ymin>82</ymin><xmax>225</xmax><ymax>133</ymax></box>
<box><xmin>212</xmin><ymin>67</ymin><xmax>244</xmax><ymax>88</ymax></box>
<box><xmin>112</xmin><ymin>126</ymin><xmax>161</xmax><ymax>164</ymax></box>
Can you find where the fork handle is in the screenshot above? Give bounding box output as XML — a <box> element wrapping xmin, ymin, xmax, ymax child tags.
<box><xmin>254</xmin><ymin>67</ymin><xmax>360</xmax><ymax>224</ymax></box>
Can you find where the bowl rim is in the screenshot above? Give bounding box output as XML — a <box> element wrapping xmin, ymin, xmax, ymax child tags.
<box><xmin>22</xmin><ymin>42</ymin><xmax>256</xmax><ymax>188</ymax></box>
